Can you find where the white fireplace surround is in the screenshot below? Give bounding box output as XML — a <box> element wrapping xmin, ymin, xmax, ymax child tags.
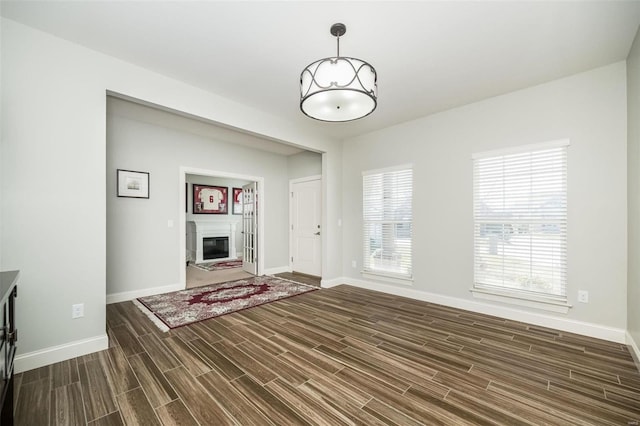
<box><xmin>187</xmin><ymin>221</ymin><xmax>237</xmax><ymax>264</ymax></box>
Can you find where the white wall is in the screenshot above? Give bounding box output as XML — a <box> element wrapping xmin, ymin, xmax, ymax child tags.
<box><xmin>628</xmin><ymin>28</ymin><xmax>640</xmax><ymax>354</ymax></box>
<box><xmin>1</xmin><ymin>18</ymin><xmax>341</xmax><ymax>371</ymax></box>
<box><xmin>342</xmin><ymin>62</ymin><xmax>628</xmax><ymax>335</ymax></box>
<box><xmin>107</xmin><ymin>112</ymin><xmax>291</xmax><ymax>296</ymax></box>
<box><xmin>0</xmin><ymin>15</ymin><xmax>3</xmax><ymax>268</ymax></box>
<box><xmin>186</xmin><ymin>174</ymin><xmax>250</xmax><ymax>256</ymax></box>
<box><xmin>2</xmin><ymin>20</ymin><xmax>111</xmax><ymax>360</ymax></box>
<box><xmin>288</xmin><ymin>151</ymin><xmax>322</xmax><ymax>181</ymax></box>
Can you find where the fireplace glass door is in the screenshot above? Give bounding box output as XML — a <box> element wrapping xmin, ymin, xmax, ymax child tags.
<box><xmin>203</xmin><ymin>236</ymin><xmax>229</xmax><ymax>260</ymax></box>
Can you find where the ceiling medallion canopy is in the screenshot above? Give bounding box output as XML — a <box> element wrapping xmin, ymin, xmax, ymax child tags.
<box><xmin>300</xmin><ymin>23</ymin><xmax>378</xmax><ymax>122</ymax></box>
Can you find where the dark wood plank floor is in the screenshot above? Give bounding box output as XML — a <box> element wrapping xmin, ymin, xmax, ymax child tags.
<box><xmin>14</xmin><ymin>285</ymin><xmax>640</xmax><ymax>425</ymax></box>
<box><xmin>275</xmin><ymin>272</ymin><xmax>322</xmax><ymax>287</ymax></box>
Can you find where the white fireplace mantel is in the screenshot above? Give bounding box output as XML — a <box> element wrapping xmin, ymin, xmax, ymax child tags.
<box><xmin>187</xmin><ymin>220</ymin><xmax>237</xmax><ymax>264</ymax></box>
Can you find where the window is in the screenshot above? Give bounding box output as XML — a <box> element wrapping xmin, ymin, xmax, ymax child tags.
<box><xmin>473</xmin><ymin>141</ymin><xmax>568</xmax><ymax>306</ymax></box>
<box><xmin>363</xmin><ymin>165</ymin><xmax>413</xmax><ymax>280</ymax></box>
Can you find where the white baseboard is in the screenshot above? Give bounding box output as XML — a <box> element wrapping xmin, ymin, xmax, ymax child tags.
<box><xmin>321</xmin><ymin>277</ymin><xmax>345</xmax><ymax>288</ymax></box>
<box><xmin>264</xmin><ymin>266</ymin><xmax>291</xmax><ymax>275</ymax></box>
<box><xmin>15</xmin><ymin>334</ymin><xmax>109</xmax><ymax>373</ymax></box>
<box><xmin>106</xmin><ymin>283</ymin><xmax>183</xmax><ymax>304</ymax></box>
<box><xmin>627</xmin><ymin>331</ymin><xmax>640</xmax><ymax>372</ymax></box>
<box><xmin>341</xmin><ymin>277</ymin><xmax>627</xmax><ymax>343</ymax></box>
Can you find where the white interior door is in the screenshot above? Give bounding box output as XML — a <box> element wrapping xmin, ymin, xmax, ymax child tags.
<box><xmin>291</xmin><ymin>178</ymin><xmax>322</xmax><ymax>276</ymax></box>
<box><xmin>242</xmin><ymin>182</ymin><xmax>258</xmax><ymax>275</ymax></box>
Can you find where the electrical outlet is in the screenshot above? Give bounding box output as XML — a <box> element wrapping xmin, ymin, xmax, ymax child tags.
<box><xmin>72</xmin><ymin>303</ymin><xmax>84</xmax><ymax>319</ymax></box>
<box><xmin>352</xmin><ymin>260</ymin><xmax>357</xmax><ymax>268</ymax></box>
<box><xmin>578</xmin><ymin>290</ymin><xmax>589</xmax><ymax>303</ymax></box>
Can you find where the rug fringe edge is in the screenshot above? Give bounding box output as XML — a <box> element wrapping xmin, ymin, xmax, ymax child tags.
<box><xmin>132</xmin><ymin>298</ymin><xmax>170</xmax><ymax>332</ymax></box>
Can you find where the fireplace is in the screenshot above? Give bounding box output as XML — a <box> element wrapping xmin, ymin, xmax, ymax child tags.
<box><xmin>187</xmin><ymin>221</ymin><xmax>237</xmax><ymax>264</ymax></box>
<box><xmin>203</xmin><ymin>236</ymin><xmax>229</xmax><ymax>260</ymax></box>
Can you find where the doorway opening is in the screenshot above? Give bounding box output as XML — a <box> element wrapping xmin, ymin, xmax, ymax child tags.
<box><xmin>179</xmin><ymin>167</ymin><xmax>264</xmax><ymax>289</ymax></box>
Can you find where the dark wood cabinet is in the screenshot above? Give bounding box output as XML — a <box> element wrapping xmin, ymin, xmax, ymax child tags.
<box><xmin>0</xmin><ymin>271</ymin><xmax>18</xmax><ymax>426</ymax></box>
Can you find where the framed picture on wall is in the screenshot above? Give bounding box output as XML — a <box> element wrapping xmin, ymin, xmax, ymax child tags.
<box><xmin>117</xmin><ymin>169</ymin><xmax>149</xmax><ymax>198</ymax></box>
<box><xmin>232</xmin><ymin>187</ymin><xmax>243</xmax><ymax>215</ymax></box>
<box><xmin>193</xmin><ymin>184</ymin><xmax>228</xmax><ymax>214</ymax></box>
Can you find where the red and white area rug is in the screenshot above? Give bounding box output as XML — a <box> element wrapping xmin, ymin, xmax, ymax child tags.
<box><xmin>192</xmin><ymin>258</ymin><xmax>243</xmax><ymax>272</ymax></box>
<box><xmin>133</xmin><ymin>276</ymin><xmax>317</xmax><ymax>331</ymax></box>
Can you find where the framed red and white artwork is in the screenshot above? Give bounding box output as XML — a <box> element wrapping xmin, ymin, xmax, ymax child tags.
<box><xmin>193</xmin><ymin>184</ymin><xmax>228</xmax><ymax>214</ymax></box>
<box><xmin>232</xmin><ymin>187</ymin><xmax>243</xmax><ymax>215</ymax></box>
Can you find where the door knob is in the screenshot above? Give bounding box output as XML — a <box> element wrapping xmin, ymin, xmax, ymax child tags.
<box><xmin>314</xmin><ymin>232</ymin><xmax>321</xmax><ymax>235</ymax></box>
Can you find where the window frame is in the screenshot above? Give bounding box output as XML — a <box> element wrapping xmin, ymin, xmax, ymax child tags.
<box><xmin>362</xmin><ymin>164</ymin><xmax>413</xmax><ymax>283</ymax></box>
<box><xmin>470</xmin><ymin>140</ymin><xmax>572</xmax><ymax>313</ymax></box>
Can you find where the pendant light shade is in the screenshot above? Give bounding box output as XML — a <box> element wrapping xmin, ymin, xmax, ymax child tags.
<box><xmin>300</xmin><ymin>23</ymin><xmax>377</xmax><ymax>122</ymax></box>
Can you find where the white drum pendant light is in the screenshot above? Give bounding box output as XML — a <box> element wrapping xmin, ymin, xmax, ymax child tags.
<box><xmin>300</xmin><ymin>23</ymin><xmax>378</xmax><ymax>122</ymax></box>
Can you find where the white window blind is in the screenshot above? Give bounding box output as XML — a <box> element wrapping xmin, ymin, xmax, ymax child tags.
<box><xmin>363</xmin><ymin>166</ymin><xmax>412</xmax><ymax>279</ymax></box>
<box><xmin>473</xmin><ymin>142</ymin><xmax>567</xmax><ymax>301</ymax></box>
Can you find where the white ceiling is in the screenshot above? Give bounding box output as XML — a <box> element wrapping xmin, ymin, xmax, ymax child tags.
<box><xmin>2</xmin><ymin>1</ymin><xmax>640</xmax><ymax>141</ymax></box>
